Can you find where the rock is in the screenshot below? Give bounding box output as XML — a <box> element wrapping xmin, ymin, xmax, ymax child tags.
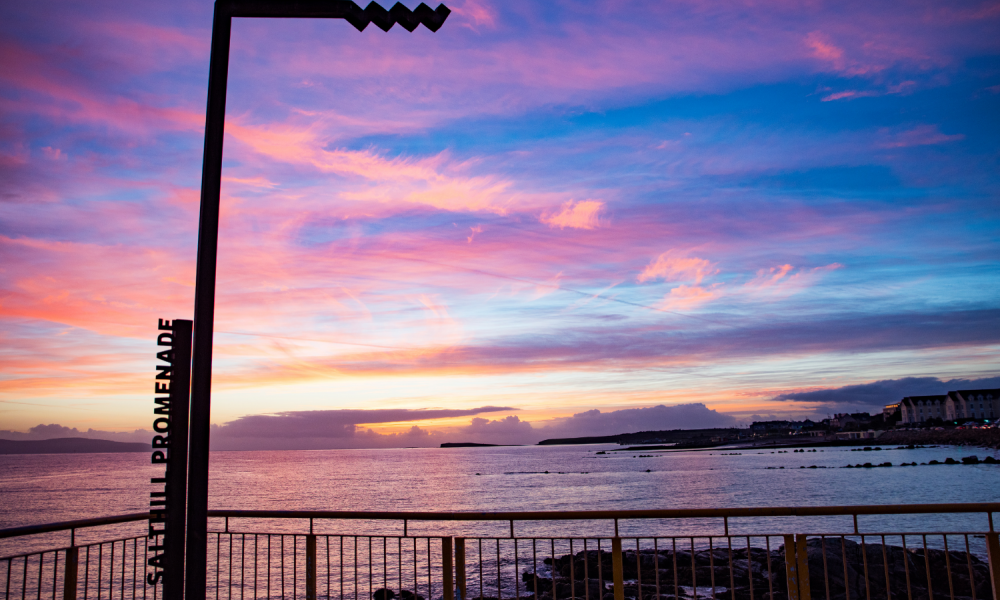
<box><xmin>520</xmin><ymin>537</ymin><xmax>991</xmax><ymax>600</ymax></box>
<box><xmin>399</xmin><ymin>590</ymin><xmax>424</xmax><ymax>600</ymax></box>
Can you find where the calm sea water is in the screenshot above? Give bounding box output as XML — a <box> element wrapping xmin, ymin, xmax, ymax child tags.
<box><xmin>2</xmin><ymin>443</ymin><xmax>998</xmax><ymax>555</ymax></box>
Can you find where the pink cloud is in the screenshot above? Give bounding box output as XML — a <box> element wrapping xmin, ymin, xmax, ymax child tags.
<box><xmin>0</xmin><ymin>41</ymin><xmax>202</xmax><ymax>135</ymax></box>
<box><xmin>820</xmin><ymin>90</ymin><xmax>877</xmax><ymax>101</ymax></box>
<box><xmin>0</xmin><ymin>235</ymin><xmax>192</xmax><ymax>338</ymax></box>
<box><xmin>748</xmin><ymin>263</ymin><xmax>794</xmax><ymax>288</ymax></box>
<box><xmin>806</xmin><ymin>32</ymin><xmax>846</xmax><ymax>64</ymax></box>
<box><xmin>637</xmin><ymin>250</ymin><xmax>718</xmax><ymax>284</ymax></box>
<box><xmin>221</xmin><ymin>176</ymin><xmax>279</xmax><ymax>189</ymax></box>
<box><xmin>540</xmin><ymin>200</ymin><xmax>604</xmax><ymax>229</ymax></box>
<box><xmin>878</xmin><ymin>124</ymin><xmax>965</xmax><ymax>148</ymax></box>
<box><xmin>660</xmin><ymin>284</ymin><xmax>720</xmax><ymax>311</ymax></box>
<box><xmin>224</xmin><ymin>118</ymin><xmax>521</xmax><ymax>213</ymax></box>
<box><xmin>466</xmin><ymin>225</ymin><xmax>483</xmax><ymax>243</ymax></box>
<box><xmin>450</xmin><ymin>0</ymin><xmax>498</xmax><ymax>30</ymax></box>
<box><xmin>923</xmin><ymin>2</ymin><xmax>1000</xmax><ymax>23</ymax></box>
<box><xmin>805</xmin><ymin>31</ymin><xmax>888</xmax><ymax>76</ymax></box>
<box><xmin>82</xmin><ymin>20</ymin><xmax>209</xmax><ymax>67</ymax></box>
<box><xmin>40</xmin><ymin>147</ymin><xmax>65</xmax><ymax>160</ymax></box>
<box><xmin>743</xmin><ymin>263</ymin><xmax>843</xmax><ymax>298</ymax></box>
<box><xmin>223</xmin><ymin>116</ymin><xmax>607</xmax><ymax>219</ymax></box>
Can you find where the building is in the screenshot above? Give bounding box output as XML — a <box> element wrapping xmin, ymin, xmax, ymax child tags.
<box><xmin>750</xmin><ymin>420</ymin><xmax>790</xmax><ymax>435</ymax></box>
<box><xmin>882</xmin><ymin>403</ymin><xmax>900</xmax><ymax>419</ymax></box>
<box><xmin>945</xmin><ymin>389</ymin><xmax>999</xmax><ymax>421</ymax></box>
<box><xmin>899</xmin><ymin>395</ymin><xmax>946</xmax><ymax>424</ymax></box>
<box><xmin>830</xmin><ymin>413</ymin><xmax>852</xmax><ymax>429</ymax></box>
<box><xmin>830</xmin><ymin>412</ymin><xmax>875</xmax><ymax>429</ymax></box>
<box><xmin>835</xmin><ymin>430</ymin><xmax>882</xmax><ymax>440</ymax></box>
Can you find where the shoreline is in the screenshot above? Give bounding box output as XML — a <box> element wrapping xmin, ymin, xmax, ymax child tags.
<box><xmin>615</xmin><ymin>428</ymin><xmax>1000</xmax><ymax>453</ymax></box>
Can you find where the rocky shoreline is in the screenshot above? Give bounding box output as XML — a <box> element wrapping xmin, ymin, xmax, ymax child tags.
<box><xmin>513</xmin><ymin>538</ymin><xmax>991</xmax><ymax>600</ymax></box>
<box><xmin>875</xmin><ymin>429</ymin><xmax>1000</xmax><ymax>450</ymax></box>
<box><xmin>370</xmin><ymin>538</ymin><xmax>992</xmax><ymax>600</ymax></box>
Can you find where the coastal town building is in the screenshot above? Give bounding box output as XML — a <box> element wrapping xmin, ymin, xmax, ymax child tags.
<box><xmin>749</xmin><ymin>420</ymin><xmax>821</xmax><ymax>436</ymax></box>
<box><xmin>750</xmin><ymin>420</ymin><xmax>790</xmax><ymax>435</ymax></box>
<box><xmin>835</xmin><ymin>430</ymin><xmax>882</xmax><ymax>440</ymax></box>
<box><xmin>897</xmin><ymin>389</ymin><xmax>999</xmax><ymax>424</ymax></box>
<box><xmin>899</xmin><ymin>395</ymin><xmax>946</xmax><ymax>424</ymax></box>
<box><xmin>830</xmin><ymin>413</ymin><xmax>855</xmax><ymax>429</ymax></box>
<box><xmin>945</xmin><ymin>389</ymin><xmax>999</xmax><ymax>421</ymax></box>
<box><xmin>829</xmin><ymin>413</ymin><xmax>872</xmax><ymax>429</ymax></box>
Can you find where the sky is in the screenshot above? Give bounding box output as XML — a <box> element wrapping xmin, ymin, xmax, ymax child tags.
<box><xmin>1</xmin><ymin>0</ymin><xmax>998</xmax><ymax>449</ymax></box>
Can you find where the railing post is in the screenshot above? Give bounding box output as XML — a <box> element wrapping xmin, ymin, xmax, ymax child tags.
<box><xmin>443</xmin><ymin>537</ymin><xmax>454</xmax><ymax>600</ymax></box>
<box><xmin>985</xmin><ymin>532</ymin><xmax>1000</xmax><ymax>600</ymax></box>
<box><xmin>612</xmin><ymin>537</ymin><xmax>624</xmax><ymax>600</ymax></box>
<box><xmin>796</xmin><ymin>534</ymin><xmax>811</xmax><ymax>600</ymax></box>
<box><xmin>306</xmin><ymin>534</ymin><xmax>317</xmax><ymax>600</ymax></box>
<box><xmin>63</xmin><ymin>546</ymin><xmax>78</xmax><ymax>600</ymax></box>
<box><xmin>784</xmin><ymin>535</ymin><xmax>800</xmax><ymax>600</ymax></box>
<box><xmin>784</xmin><ymin>535</ymin><xmax>811</xmax><ymax>600</ymax></box>
<box><xmin>455</xmin><ymin>538</ymin><xmax>467</xmax><ymax>600</ymax></box>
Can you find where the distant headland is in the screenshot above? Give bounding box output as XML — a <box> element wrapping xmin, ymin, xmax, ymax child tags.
<box><xmin>537</xmin><ymin>427</ymin><xmax>741</xmax><ymax>447</ymax></box>
<box><xmin>0</xmin><ymin>437</ymin><xmax>148</xmax><ymax>454</ymax></box>
<box><xmin>439</xmin><ymin>442</ymin><xmax>518</xmax><ymax>448</ymax></box>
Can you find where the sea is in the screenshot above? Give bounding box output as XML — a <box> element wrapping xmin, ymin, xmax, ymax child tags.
<box><xmin>2</xmin><ymin>442</ymin><xmax>999</xmax><ymax>557</ymax></box>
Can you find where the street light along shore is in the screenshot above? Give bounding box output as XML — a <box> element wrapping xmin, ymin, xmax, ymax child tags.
<box><xmin>183</xmin><ymin>2</ymin><xmax>449</xmax><ymax>599</ymax></box>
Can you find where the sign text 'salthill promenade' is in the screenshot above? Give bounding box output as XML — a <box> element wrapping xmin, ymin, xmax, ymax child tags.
<box><xmin>148</xmin><ymin>319</ymin><xmax>192</xmax><ymax>598</ymax></box>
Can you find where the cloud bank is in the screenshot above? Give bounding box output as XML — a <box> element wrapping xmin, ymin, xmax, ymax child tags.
<box><xmin>772</xmin><ymin>376</ymin><xmax>1000</xmax><ymax>414</ymax></box>
<box><xmin>0</xmin><ymin>423</ymin><xmax>151</xmax><ymax>444</ymax></box>
<box><xmin>0</xmin><ymin>402</ymin><xmax>739</xmax><ymax>450</ymax></box>
<box><xmin>205</xmin><ymin>402</ymin><xmax>738</xmax><ymax>449</ymax></box>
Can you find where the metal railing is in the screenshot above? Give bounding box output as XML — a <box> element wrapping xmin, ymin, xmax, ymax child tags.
<box><xmin>2</xmin><ymin>504</ymin><xmax>999</xmax><ymax>600</ymax></box>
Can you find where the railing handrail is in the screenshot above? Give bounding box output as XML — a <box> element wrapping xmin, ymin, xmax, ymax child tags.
<box><xmin>0</xmin><ymin>512</ymin><xmax>148</xmax><ymax>540</ymax></box>
<box><xmin>204</xmin><ymin>503</ymin><xmax>1000</xmax><ymax>521</ymax></box>
<box><xmin>1</xmin><ymin>503</ymin><xmax>996</xmax><ymax>541</ymax></box>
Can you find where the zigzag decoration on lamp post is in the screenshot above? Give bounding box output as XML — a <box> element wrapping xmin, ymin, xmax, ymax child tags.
<box><xmin>347</xmin><ymin>1</ymin><xmax>451</xmax><ymax>31</ymax></box>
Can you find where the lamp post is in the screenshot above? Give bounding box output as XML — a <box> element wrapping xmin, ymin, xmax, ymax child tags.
<box><xmin>185</xmin><ymin>3</ymin><xmax>449</xmax><ymax>598</ymax></box>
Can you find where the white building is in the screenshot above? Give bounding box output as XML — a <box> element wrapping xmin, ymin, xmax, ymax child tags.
<box><xmin>899</xmin><ymin>395</ymin><xmax>946</xmax><ymax>424</ymax></box>
<box><xmin>945</xmin><ymin>389</ymin><xmax>999</xmax><ymax>421</ymax></box>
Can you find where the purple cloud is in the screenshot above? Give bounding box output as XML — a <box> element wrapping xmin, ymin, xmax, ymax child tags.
<box><xmin>773</xmin><ymin>376</ymin><xmax>1000</xmax><ymax>410</ymax></box>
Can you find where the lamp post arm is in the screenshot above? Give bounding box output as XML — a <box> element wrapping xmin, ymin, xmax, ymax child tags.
<box><xmin>186</xmin><ymin>1</ymin><xmax>232</xmax><ymax>599</ymax></box>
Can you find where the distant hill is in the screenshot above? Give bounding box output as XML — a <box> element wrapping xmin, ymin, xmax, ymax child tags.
<box><xmin>537</xmin><ymin>427</ymin><xmax>746</xmax><ymax>446</ymax></box>
<box><xmin>440</xmin><ymin>442</ymin><xmax>500</xmax><ymax>448</ymax></box>
<box><xmin>0</xmin><ymin>437</ymin><xmax>148</xmax><ymax>454</ymax></box>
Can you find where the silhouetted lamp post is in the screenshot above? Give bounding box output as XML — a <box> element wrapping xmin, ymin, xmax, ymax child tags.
<box><xmin>186</xmin><ymin>2</ymin><xmax>449</xmax><ymax>598</ymax></box>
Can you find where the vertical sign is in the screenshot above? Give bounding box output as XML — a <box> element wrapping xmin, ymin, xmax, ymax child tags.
<box><xmin>148</xmin><ymin>318</ymin><xmax>192</xmax><ymax>600</ymax></box>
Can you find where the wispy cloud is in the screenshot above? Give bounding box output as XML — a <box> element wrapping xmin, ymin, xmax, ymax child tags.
<box><xmin>877</xmin><ymin>124</ymin><xmax>965</xmax><ymax>148</ymax></box>
<box><xmin>660</xmin><ymin>284</ymin><xmax>720</xmax><ymax>311</ymax></box>
<box><xmin>450</xmin><ymin>0</ymin><xmax>498</xmax><ymax>31</ymax></box>
<box><xmin>540</xmin><ymin>200</ymin><xmax>604</xmax><ymax>229</ymax></box>
<box><xmin>638</xmin><ymin>251</ymin><xmax>717</xmax><ymax>284</ymax></box>
<box><xmin>742</xmin><ymin>263</ymin><xmax>842</xmax><ymax>299</ymax></box>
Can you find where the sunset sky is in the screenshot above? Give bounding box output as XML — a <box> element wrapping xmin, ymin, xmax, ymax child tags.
<box><xmin>1</xmin><ymin>0</ymin><xmax>998</xmax><ymax>448</ymax></box>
